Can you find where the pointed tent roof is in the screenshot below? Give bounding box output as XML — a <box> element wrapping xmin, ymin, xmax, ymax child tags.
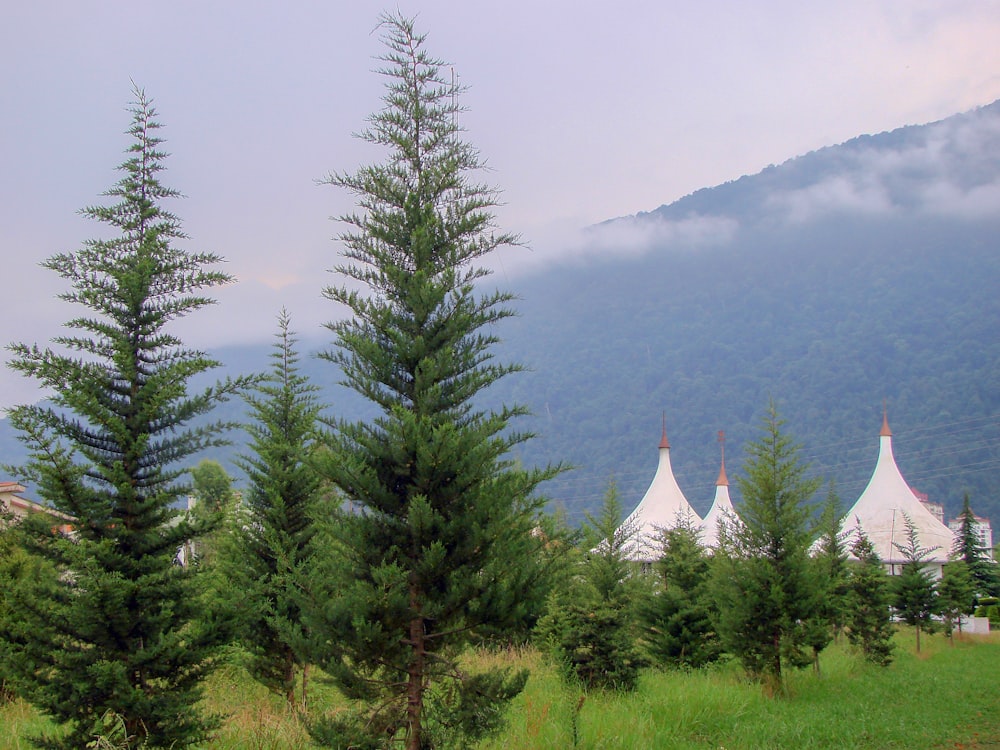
<box><xmin>620</xmin><ymin>417</ymin><xmax>701</xmax><ymax>560</ymax></box>
<box><xmin>700</xmin><ymin>431</ymin><xmax>737</xmax><ymax>549</ymax></box>
<box><xmin>842</xmin><ymin>409</ymin><xmax>954</xmax><ymax>566</ymax></box>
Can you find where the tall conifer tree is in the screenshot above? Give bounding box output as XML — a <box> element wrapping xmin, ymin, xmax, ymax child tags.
<box><xmin>845</xmin><ymin>528</ymin><xmax>895</xmax><ymax>665</ymax></box>
<box><xmin>951</xmin><ymin>494</ymin><xmax>999</xmax><ymax>598</ymax></box>
<box><xmin>307</xmin><ymin>14</ymin><xmax>560</xmax><ymax>749</ymax></box>
<box><xmin>803</xmin><ymin>485</ymin><xmax>851</xmax><ymax>673</ymax></box>
<box><xmin>2</xmin><ymin>87</ymin><xmax>243</xmax><ymax>749</ymax></box>
<box><xmin>536</xmin><ymin>481</ymin><xmax>644</xmax><ymax>692</ymax></box>
<box><xmin>637</xmin><ymin>517</ymin><xmax>721</xmax><ymax>670</ymax></box>
<box><xmin>711</xmin><ymin>402</ymin><xmax>821</xmax><ymax>692</ymax></box>
<box><xmin>228</xmin><ymin>310</ymin><xmax>322</xmax><ymax>707</ymax></box>
<box><xmin>937</xmin><ymin>560</ymin><xmax>975</xmax><ymax>639</ymax></box>
<box><xmin>891</xmin><ymin>513</ymin><xmax>940</xmax><ymax>653</ymax></box>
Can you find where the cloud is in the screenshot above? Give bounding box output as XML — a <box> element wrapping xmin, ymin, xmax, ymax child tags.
<box><xmin>918</xmin><ymin>179</ymin><xmax>1000</xmax><ymax>219</ymax></box>
<box><xmin>766</xmin><ymin>175</ymin><xmax>896</xmax><ymax>224</ymax></box>
<box><xmin>585</xmin><ymin>214</ymin><xmax>740</xmax><ymax>258</ymax></box>
<box><xmin>491</xmin><ymin>214</ymin><xmax>740</xmax><ymax>276</ymax></box>
<box><xmin>763</xmin><ymin>106</ymin><xmax>1000</xmax><ymax>224</ymax></box>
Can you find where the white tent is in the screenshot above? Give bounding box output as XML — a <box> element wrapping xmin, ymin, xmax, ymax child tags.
<box><xmin>700</xmin><ymin>436</ymin><xmax>737</xmax><ymax>549</ymax></box>
<box><xmin>619</xmin><ymin>421</ymin><xmax>701</xmax><ymax>561</ymax></box>
<box><xmin>841</xmin><ymin>410</ymin><xmax>954</xmax><ymax>575</ymax></box>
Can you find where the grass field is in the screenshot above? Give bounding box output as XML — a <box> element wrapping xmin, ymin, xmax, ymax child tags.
<box><xmin>2</xmin><ymin>629</ymin><xmax>998</xmax><ymax>749</ymax></box>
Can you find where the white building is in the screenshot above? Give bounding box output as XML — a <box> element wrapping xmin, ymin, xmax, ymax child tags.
<box><xmin>948</xmin><ymin>513</ymin><xmax>995</xmax><ymax>561</ymax></box>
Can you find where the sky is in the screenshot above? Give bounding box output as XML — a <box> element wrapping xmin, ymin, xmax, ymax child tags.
<box><xmin>3</xmin><ymin>1</ymin><xmax>1000</xmax><ymax>408</ymax></box>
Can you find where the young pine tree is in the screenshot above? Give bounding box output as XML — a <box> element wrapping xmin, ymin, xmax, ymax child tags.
<box><xmin>307</xmin><ymin>14</ymin><xmax>561</xmax><ymax>750</ymax></box>
<box><xmin>951</xmin><ymin>494</ymin><xmax>999</xmax><ymax>598</ymax></box>
<box><xmin>226</xmin><ymin>310</ymin><xmax>323</xmax><ymax>708</ymax></box>
<box><xmin>581</xmin><ymin>479</ymin><xmax>640</xmax><ymax>606</ymax></box>
<box><xmin>636</xmin><ymin>517</ymin><xmax>721</xmax><ymax>670</ymax></box>
<box><xmin>711</xmin><ymin>402</ymin><xmax>822</xmax><ymax>693</ymax></box>
<box><xmin>845</xmin><ymin>528</ymin><xmax>895</xmax><ymax>666</ymax></box>
<box><xmin>937</xmin><ymin>560</ymin><xmax>975</xmax><ymax>640</ymax></box>
<box><xmin>2</xmin><ymin>87</ymin><xmax>245</xmax><ymax>749</ymax></box>
<box><xmin>536</xmin><ymin>480</ymin><xmax>644</xmax><ymax>692</ymax></box>
<box><xmin>802</xmin><ymin>486</ymin><xmax>851</xmax><ymax>674</ymax></box>
<box><xmin>891</xmin><ymin>513</ymin><xmax>940</xmax><ymax>653</ymax></box>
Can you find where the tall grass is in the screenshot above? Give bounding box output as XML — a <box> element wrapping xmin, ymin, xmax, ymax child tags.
<box><xmin>478</xmin><ymin>631</ymin><xmax>1000</xmax><ymax>750</ymax></box>
<box><xmin>2</xmin><ymin>629</ymin><xmax>997</xmax><ymax>749</ymax></box>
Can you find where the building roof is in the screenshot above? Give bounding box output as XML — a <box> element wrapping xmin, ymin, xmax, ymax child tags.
<box><xmin>1</xmin><ymin>480</ymin><xmax>75</xmax><ymax>527</ymax></box>
<box><xmin>841</xmin><ymin>411</ymin><xmax>954</xmax><ymax>565</ymax></box>
<box><xmin>620</xmin><ymin>419</ymin><xmax>701</xmax><ymax>560</ymax></box>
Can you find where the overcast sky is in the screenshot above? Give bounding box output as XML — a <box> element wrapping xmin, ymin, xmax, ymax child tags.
<box><xmin>3</xmin><ymin>1</ymin><xmax>1000</xmax><ymax>408</ymax></box>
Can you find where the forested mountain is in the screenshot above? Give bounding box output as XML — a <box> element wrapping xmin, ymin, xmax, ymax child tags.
<box><xmin>498</xmin><ymin>100</ymin><xmax>1000</xmax><ymax>526</ymax></box>
<box><xmin>3</xmin><ymin>101</ymin><xmax>998</xmax><ymax>528</ymax></box>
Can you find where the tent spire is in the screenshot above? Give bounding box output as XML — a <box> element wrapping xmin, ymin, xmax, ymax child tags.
<box><xmin>881</xmin><ymin>399</ymin><xmax>892</xmax><ymax>437</ymax></box>
<box><xmin>716</xmin><ymin>430</ymin><xmax>729</xmax><ymax>486</ymax></box>
<box><xmin>660</xmin><ymin>411</ymin><xmax>670</xmax><ymax>449</ymax></box>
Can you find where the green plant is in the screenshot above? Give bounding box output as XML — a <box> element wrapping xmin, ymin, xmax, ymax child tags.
<box><xmin>86</xmin><ymin>711</ymin><xmax>145</xmax><ymax>750</ymax></box>
<box><xmin>305</xmin><ymin>13</ymin><xmax>560</xmax><ymax>749</ymax></box>
<box><xmin>974</xmin><ymin>596</ymin><xmax>1000</xmax><ymax>625</ymax></box>
<box><xmin>538</xmin><ymin>602</ymin><xmax>644</xmax><ymax>692</ymax></box>
<box><xmin>3</xmin><ymin>85</ymin><xmax>245</xmax><ymax>750</ymax></box>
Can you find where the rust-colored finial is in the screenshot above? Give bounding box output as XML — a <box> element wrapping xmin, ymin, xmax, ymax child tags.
<box><xmin>659</xmin><ymin>411</ymin><xmax>670</xmax><ymax>449</ymax></box>
<box><xmin>880</xmin><ymin>399</ymin><xmax>892</xmax><ymax>437</ymax></box>
<box><xmin>716</xmin><ymin>430</ymin><xmax>729</xmax><ymax>486</ymax></box>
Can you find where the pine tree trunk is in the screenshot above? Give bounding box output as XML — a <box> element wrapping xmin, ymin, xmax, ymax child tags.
<box><xmin>406</xmin><ymin>585</ymin><xmax>425</xmax><ymax>750</ymax></box>
<box><xmin>284</xmin><ymin>654</ymin><xmax>295</xmax><ymax>708</ymax></box>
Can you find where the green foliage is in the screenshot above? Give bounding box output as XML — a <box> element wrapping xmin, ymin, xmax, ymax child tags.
<box><xmin>1</xmin><ymin>87</ymin><xmax>245</xmax><ymax>749</ymax></box>
<box><xmin>305</xmin><ymin>14</ymin><xmax>561</xmax><ymax>749</ymax></box>
<box><xmin>423</xmin><ymin>667</ymin><xmax>530</xmax><ymax>748</ymax></box>
<box><xmin>974</xmin><ymin>596</ymin><xmax>1000</xmax><ymax>626</ymax></box>
<box><xmin>937</xmin><ymin>560</ymin><xmax>976</xmax><ymax>638</ymax></box>
<box><xmin>223</xmin><ymin>311</ymin><xmax>323</xmax><ymax>707</ymax></box>
<box><xmin>536</xmin><ymin>481</ymin><xmax>644</xmax><ymax>691</ymax></box>
<box><xmin>711</xmin><ymin>402</ymin><xmax>823</xmax><ymax>690</ymax></box>
<box><xmin>636</xmin><ymin>518</ymin><xmax>721</xmax><ymax>670</ymax></box>
<box><xmin>951</xmin><ymin>493</ymin><xmax>1000</xmax><ymax>598</ymax></box>
<box><xmin>844</xmin><ymin>529</ymin><xmax>895</xmax><ymax>666</ymax></box>
<box><xmin>891</xmin><ymin>513</ymin><xmax>940</xmax><ymax>653</ymax></box>
<box><xmin>537</xmin><ymin>603</ymin><xmax>643</xmax><ymax>692</ymax></box>
<box><xmin>802</xmin><ymin>486</ymin><xmax>851</xmax><ymax>673</ymax></box>
<box><xmin>188</xmin><ymin>459</ymin><xmax>235</xmax><ymax>567</ymax></box>
<box><xmin>190</xmin><ymin>459</ymin><xmax>234</xmax><ymax>512</ymax></box>
<box><xmin>0</xmin><ymin>517</ymin><xmax>49</xmax><ymax>705</ymax></box>
<box><xmin>475</xmin><ymin>508</ymin><xmax>580</xmax><ymax>648</ymax></box>
<box><xmin>581</xmin><ymin>480</ymin><xmax>640</xmax><ymax>606</ymax></box>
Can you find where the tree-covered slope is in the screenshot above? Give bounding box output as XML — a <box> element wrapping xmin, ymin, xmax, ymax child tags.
<box><xmin>500</xmin><ymin>213</ymin><xmax>998</xmax><ymax>526</ymax></box>
<box><xmin>498</xmin><ymin>100</ymin><xmax>1000</xmax><ymax>526</ymax></box>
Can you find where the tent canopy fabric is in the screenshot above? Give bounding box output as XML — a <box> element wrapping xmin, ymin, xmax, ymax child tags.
<box><xmin>841</xmin><ymin>415</ymin><xmax>954</xmax><ymax>566</ymax></box>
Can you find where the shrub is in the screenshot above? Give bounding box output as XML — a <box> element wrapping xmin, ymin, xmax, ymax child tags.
<box><xmin>536</xmin><ymin>602</ymin><xmax>644</xmax><ymax>691</ymax></box>
<box><xmin>974</xmin><ymin>596</ymin><xmax>1000</xmax><ymax>626</ymax></box>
